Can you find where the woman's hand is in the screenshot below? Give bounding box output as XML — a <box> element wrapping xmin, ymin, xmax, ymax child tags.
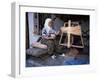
<box><xmin>56</xmin><ymin>30</ymin><xmax>61</xmax><ymax>35</ymax></box>
<box><xmin>42</xmin><ymin>35</ymin><xmax>55</xmax><ymax>39</ymax></box>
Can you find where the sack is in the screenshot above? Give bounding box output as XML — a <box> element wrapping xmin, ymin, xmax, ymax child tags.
<box><xmin>26</xmin><ymin>48</ymin><xmax>48</xmax><ymax>57</ymax></box>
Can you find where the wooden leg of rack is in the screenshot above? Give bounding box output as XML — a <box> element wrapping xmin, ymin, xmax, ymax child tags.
<box><xmin>67</xmin><ymin>33</ymin><xmax>71</xmax><ymax>48</ymax></box>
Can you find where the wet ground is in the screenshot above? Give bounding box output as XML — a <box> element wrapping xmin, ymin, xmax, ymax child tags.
<box><xmin>26</xmin><ymin>53</ymin><xmax>89</xmax><ymax>67</ymax></box>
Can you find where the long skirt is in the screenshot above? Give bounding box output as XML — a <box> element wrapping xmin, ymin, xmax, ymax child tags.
<box><xmin>41</xmin><ymin>38</ymin><xmax>55</xmax><ymax>55</ymax></box>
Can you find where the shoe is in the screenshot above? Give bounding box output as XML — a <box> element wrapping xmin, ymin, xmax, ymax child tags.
<box><xmin>51</xmin><ymin>55</ymin><xmax>56</xmax><ymax>59</ymax></box>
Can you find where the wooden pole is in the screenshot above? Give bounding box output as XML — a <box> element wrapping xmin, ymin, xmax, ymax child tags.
<box><xmin>67</xmin><ymin>20</ymin><xmax>71</xmax><ymax>48</ymax></box>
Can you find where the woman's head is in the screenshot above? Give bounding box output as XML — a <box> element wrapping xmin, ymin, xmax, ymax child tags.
<box><xmin>44</xmin><ymin>18</ymin><xmax>53</xmax><ymax>28</ymax></box>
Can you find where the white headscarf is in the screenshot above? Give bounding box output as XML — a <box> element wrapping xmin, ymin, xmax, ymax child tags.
<box><xmin>42</xmin><ymin>18</ymin><xmax>56</xmax><ymax>36</ymax></box>
<box><xmin>44</xmin><ymin>18</ymin><xmax>52</xmax><ymax>29</ymax></box>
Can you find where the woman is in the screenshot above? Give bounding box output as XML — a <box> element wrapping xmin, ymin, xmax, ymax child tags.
<box><xmin>41</xmin><ymin>18</ymin><xmax>58</xmax><ymax>58</ymax></box>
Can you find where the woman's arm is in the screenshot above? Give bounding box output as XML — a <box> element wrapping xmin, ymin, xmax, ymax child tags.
<box><xmin>55</xmin><ymin>29</ymin><xmax>62</xmax><ymax>35</ymax></box>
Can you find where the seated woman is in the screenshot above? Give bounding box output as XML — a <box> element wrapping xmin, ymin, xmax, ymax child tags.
<box><xmin>41</xmin><ymin>18</ymin><xmax>58</xmax><ymax>59</ymax></box>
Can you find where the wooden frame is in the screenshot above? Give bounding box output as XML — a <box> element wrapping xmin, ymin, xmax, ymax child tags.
<box><xmin>59</xmin><ymin>20</ymin><xmax>84</xmax><ymax>48</ymax></box>
<box><xmin>11</xmin><ymin>2</ymin><xmax>96</xmax><ymax>78</ymax></box>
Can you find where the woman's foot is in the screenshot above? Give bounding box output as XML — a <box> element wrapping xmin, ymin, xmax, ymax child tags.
<box><xmin>51</xmin><ymin>55</ymin><xmax>56</xmax><ymax>59</ymax></box>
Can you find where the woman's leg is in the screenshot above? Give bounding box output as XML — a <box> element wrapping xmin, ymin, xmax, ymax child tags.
<box><xmin>41</xmin><ymin>38</ymin><xmax>55</xmax><ymax>55</ymax></box>
<box><xmin>47</xmin><ymin>40</ymin><xmax>55</xmax><ymax>55</ymax></box>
